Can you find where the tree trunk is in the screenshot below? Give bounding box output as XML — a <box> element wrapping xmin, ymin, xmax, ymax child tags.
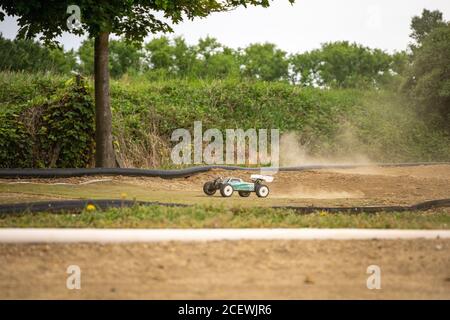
<box><xmin>94</xmin><ymin>32</ymin><xmax>116</xmax><ymax>167</ymax></box>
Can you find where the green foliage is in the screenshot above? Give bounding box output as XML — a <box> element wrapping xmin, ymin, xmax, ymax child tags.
<box><xmin>0</xmin><ymin>73</ymin><xmax>94</xmax><ymax>168</ymax></box>
<box><xmin>0</xmin><ymin>30</ymin><xmax>408</xmax><ymax>90</ymax></box>
<box><xmin>78</xmin><ymin>35</ymin><xmax>404</xmax><ymax>88</ymax></box>
<box><xmin>242</xmin><ymin>43</ymin><xmax>289</xmax><ymax>81</ymax></box>
<box><xmin>0</xmin><ymin>71</ymin><xmax>66</xmax><ymax>108</ymax></box>
<box><xmin>36</xmin><ymin>78</ymin><xmax>95</xmax><ymax>167</ymax></box>
<box><xmin>110</xmin><ymin>77</ymin><xmax>357</xmax><ymax>138</ymax></box>
<box><xmin>2</xmin><ymin>72</ymin><xmax>450</xmax><ymax>168</ymax></box>
<box><xmin>143</xmin><ymin>36</ymin><xmax>241</xmax><ymax>80</ymax></box>
<box><xmin>0</xmin><ymin>73</ymin><xmax>450</xmax><ymax>167</ymax></box>
<box><xmin>0</xmin><ymin>34</ymin><xmax>76</xmax><ymax>73</ymax></box>
<box><xmin>109</xmin><ymin>76</ymin><xmax>450</xmax><ymax>166</ymax></box>
<box><xmin>145</xmin><ymin>36</ymin><xmax>176</xmax><ymax>70</ymax></box>
<box><xmin>291</xmin><ymin>41</ymin><xmax>394</xmax><ymax>88</ymax></box>
<box><xmin>0</xmin><ymin>110</ymin><xmax>32</xmax><ymax>168</ymax></box>
<box><xmin>78</xmin><ymin>38</ymin><xmax>143</xmax><ymax>77</ymax></box>
<box><xmin>403</xmin><ymin>10</ymin><xmax>450</xmax><ymax>129</ymax></box>
<box><xmin>109</xmin><ymin>39</ymin><xmax>143</xmax><ymax>78</ymax></box>
<box><xmin>410</xmin><ymin>9</ymin><xmax>446</xmax><ymax>50</ymax></box>
<box><xmin>194</xmin><ymin>37</ymin><xmax>241</xmax><ymax>79</ymax></box>
<box><xmin>77</xmin><ymin>38</ymin><xmax>94</xmax><ymax>75</ymax></box>
<box><xmin>1</xmin><ymin>204</ymin><xmax>449</xmax><ymax>229</ymax></box>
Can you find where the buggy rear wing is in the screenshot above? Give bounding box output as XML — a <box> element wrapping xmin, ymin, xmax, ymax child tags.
<box><xmin>250</xmin><ymin>174</ymin><xmax>274</xmax><ymax>183</ymax></box>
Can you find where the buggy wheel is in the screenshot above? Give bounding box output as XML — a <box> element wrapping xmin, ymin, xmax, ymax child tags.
<box><xmin>255</xmin><ymin>184</ymin><xmax>269</xmax><ymax>198</ymax></box>
<box><xmin>220</xmin><ymin>183</ymin><xmax>234</xmax><ymax>197</ymax></box>
<box><xmin>238</xmin><ymin>191</ymin><xmax>251</xmax><ymax>197</ymax></box>
<box><xmin>203</xmin><ymin>181</ymin><xmax>216</xmax><ymax>196</ymax></box>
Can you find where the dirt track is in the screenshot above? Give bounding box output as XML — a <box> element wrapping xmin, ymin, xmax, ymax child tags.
<box><xmin>0</xmin><ymin>239</ymin><xmax>449</xmax><ymax>299</ymax></box>
<box><xmin>1</xmin><ymin>164</ymin><xmax>449</xmax><ymax>207</ymax></box>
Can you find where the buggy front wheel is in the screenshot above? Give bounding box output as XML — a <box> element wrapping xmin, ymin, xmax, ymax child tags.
<box><xmin>220</xmin><ymin>183</ymin><xmax>234</xmax><ymax>197</ymax></box>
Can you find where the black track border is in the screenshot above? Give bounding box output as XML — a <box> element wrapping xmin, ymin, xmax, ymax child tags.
<box><xmin>0</xmin><ymin>198</ymin><xmax>449</xmax><ymax>215</ymax></box>
<box><xmin>0</xmin><ymin>162</ymin><xmax>449</xmax><ymax>179</ymax></box>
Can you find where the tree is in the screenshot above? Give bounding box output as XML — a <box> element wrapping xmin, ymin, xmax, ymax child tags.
<box><xmin>242</xmin><ymin>43</ymin><xmax>289</xmax><ymax>81</ymax></box>
<box><xmin>0</xmin><ymin>0</ymin><xmax>291</xmax><ymax>167</ymax></box>
<box><xmin>290</xmin><ymin>41</ymin><xmax>393</xmax><ymax>88</ymax></box>
<box><xmin>193</xmin><ymin>36</ymin><xmax>240</xmax><ymax>79</ymax></box>
<box><xmin>406</xmin><ymin>23</ymin><xmax>450</xmax><ymax>127</ymax></box>
<box><xmin>77</xmin><ymin>39</ymin><xmax>94</xmax><ymax>75</ymax></box>
<box><xmin>390</xmin><ymin>51</ymin><xmax>409</xmax><ymax>76</ymax></box>
<box><xmin>0</xmin><ymin>34</ymin><xmax>76</xmax><ymax>73</ymax></box>
<box><xmin>145</xmin><ymin>36</ymin><xmax>175</xmax><ymax>71</ymax></box>
<box><xmin>410</xmin><ymin>9</ymin><xmax>445</xmax><ymax>50</ymax></box>
<box><xmin>109</xmin><ymin>39</ymin><xmax>142</xmax><ymax>78</ymax></box>
<box><xmin>290</xmin><ymin>50</ymin><xmax>322</xmax><ymax>86</ymax></box>
<box><xmin>401</xmin><ymin>9</ymin><xmax>450</xmax><ymax>129</ymax></box>
<box><xmin>79</xmin><ymin>37</ymin><xmax>144</xmax><ymax>78</ymax></box>
<box><xmin>172</xmin><ymin>36</ymin><xmax>197</xmax><ymax>77</ymax></box>
<box><xmin>144</xmin><ymin>36</ymin><xmax>240</xmax><ymax>79</ymax></box>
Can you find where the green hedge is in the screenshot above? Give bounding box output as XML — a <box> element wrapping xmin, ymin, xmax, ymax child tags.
<box><xmin>110</xmin><ymin>77</ymin><xmax>450</xmax><ymax>165</ymax></box>
<box><xmin>1</xmin><ymin>72</ymin><xmax>449</xmax><ymax>168</ymax></box>
<box><xmin>0</xmin><ymin>73</ymin><xmax>94</xmax><ymax>168</ymax></box>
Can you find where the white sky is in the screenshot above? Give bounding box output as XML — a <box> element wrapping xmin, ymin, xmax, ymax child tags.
<box><xmin>1</xmin><ymin>0</ymin><xmax>449</xmax><ymax>54</ymax></box>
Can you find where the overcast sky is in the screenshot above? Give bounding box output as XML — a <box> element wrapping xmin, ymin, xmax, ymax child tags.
<box><xmin>1</xmin><ymin>0</ymin><xmax>449</xmax><ymax>54</ymax></box>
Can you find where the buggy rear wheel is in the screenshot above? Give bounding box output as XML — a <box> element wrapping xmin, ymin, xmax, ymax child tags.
<box><xmin>203</xmin><ymin>181</ymin><xmax>216</xmax><ymax>196</ymax></box>
<box><xmin>255</xmin><ymin>184</ymin><xmax>269</xmax><ymax>198</ymax></box>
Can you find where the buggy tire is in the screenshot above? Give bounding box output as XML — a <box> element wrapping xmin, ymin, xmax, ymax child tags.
<box><xmin>220</xmin><ymin>183</ymin><xmax>234</xmax><ymax>197</ymax></box>
<box><xmin>203</xmin><ymin>181</ymin><xmax>216</xmax><ymax>196</ymax></box>
<box><xmin>255</xmin><ymin>184</ymin><xmax>269</xmax><ymax>198</ymax></box>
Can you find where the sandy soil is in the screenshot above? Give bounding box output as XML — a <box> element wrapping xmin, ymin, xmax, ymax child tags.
<box><xmin>1</xmin><ymin>164</ymin><xmax>449</xmax><ymax>206</ymax></box>
<box><xmin>0</xmin><ymin>239</ymin><xmax>449</xmax><ymax>299</ymax></box>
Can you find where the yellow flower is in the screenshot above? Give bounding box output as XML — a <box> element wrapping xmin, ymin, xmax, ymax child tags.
<box><xmin>319</xmin><ymin>211</ymin><xmax>327</xmax><ymax>216</ymax></box>
<box><xmin>86</xmin><ymin>204</ymin><xmax>96</xmax><ymax>212</ymax></box>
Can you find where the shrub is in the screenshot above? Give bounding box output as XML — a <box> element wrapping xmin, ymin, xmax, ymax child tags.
<box><xmin>0</xmin><ymin>74</ymin><xmax>94</xmax><ymax>168</ymax></box>
<box><xmin>1</xmin><ymin>72</ymin><xmax>450</xmax><ymax>168</ymax></box>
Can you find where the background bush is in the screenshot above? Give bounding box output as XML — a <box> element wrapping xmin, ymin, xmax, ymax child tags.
<box><xmin>0</xmin><ymin>72</ymin><xmax>94</xmax><ymax>168</ymax></box>
<box><xmin>109</xmin><ymin>77</ymin><xmax>450</xmax><ymax>167</ymax></box>
<box><xmin>1</xmin><ymin>72</ymin><xmax>449</xmax><ymax>168</ymax></box>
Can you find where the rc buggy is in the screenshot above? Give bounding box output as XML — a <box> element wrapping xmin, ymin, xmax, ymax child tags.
<box><xmin>203</xmin><ymin>175</ymin><xmax>273</xmax><ymax>198</ymax></box>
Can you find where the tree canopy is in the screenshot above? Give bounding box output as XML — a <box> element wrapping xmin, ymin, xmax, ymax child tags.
<box><xmin>404</xmin><ymin>10</ymin><xmax>450</xmax><ymax>126</ymax></box>
<box><xmin>410</xmin><ymin>9</ymin><xmax>446</xmax><ymax>50</ymax></box>
<box><xmin>291</xmin><ymin>41</ymin><xmax>394</xmax><ymax>88</ymax></box>
<box><xmin>0</xmin><ymin>34</ymin><xmax>76</xmax><ymax>73</ymax></box>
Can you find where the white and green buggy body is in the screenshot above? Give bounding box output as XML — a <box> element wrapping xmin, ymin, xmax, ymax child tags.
<box><xmin>203</xmin><ymin>175</ymin><xmax>273</xmax><ymax>198</ymax></box>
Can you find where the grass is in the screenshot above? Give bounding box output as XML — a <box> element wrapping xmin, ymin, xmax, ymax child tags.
<box><xmin>0</xmin><ymin>205</ymin><xmax>449</xmax><ymax>229</ymax></box>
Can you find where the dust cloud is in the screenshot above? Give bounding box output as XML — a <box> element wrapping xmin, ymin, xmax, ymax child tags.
<box><xmin>276</xmin><ymin>128</ymin><xmax>372</xmax><ymax>199</ymax></box>
<box><xmin>279</xmin><ymin>127</ymin><xmax>372</xmax><ymax>167</ymax></box>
